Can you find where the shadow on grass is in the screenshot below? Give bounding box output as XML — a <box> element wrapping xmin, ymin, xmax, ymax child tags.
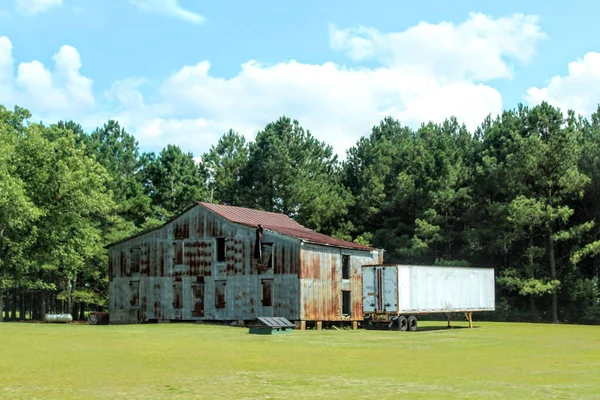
<box><xmin>416</xmin><ymin>325</ymin><xmax>480</xmax><ymax>332</ymax></box>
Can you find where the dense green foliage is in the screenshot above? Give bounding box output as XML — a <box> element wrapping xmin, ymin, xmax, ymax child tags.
<box><xmin>1</xmin><ymin>103</ymin><xmax>599</xmax><ymax>323</ymax></box>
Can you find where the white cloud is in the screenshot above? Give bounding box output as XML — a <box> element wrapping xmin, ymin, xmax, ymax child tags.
<box><xmin>0</xmin><ymin>36</ymin><xmax>16</xmax><ymax>104</ymax></box>
<box><xmin>0</xmin><ymin>36</ymin><xmax>94</xmax><ymax>116</ymax></box>
<box><xmin>130</xmin><ymin>0</ymin><xmax>205</xmax><ymax>24</ymax></box>
<box><xmin>526</xmin><ymin>52</ymin><xmax>600</xmax><ymax>116</ymax></box>
<box><xmin>106</xmin><ymin>12</ymin><xmax>544</xmax><ymax>157</ymax></box>
<box><xmin>15</xmin><ymin>0</ymin><xmax>62</xmax><ymax>15</ymax></box>
<box><xmin>1</xmin><ymin>12</ymin><xmax>548</xmax><ymax>158</ymax></box>
<box><xmin>330</xmin><ymin>13</ymin><xmax>545</xmax><ymax>82</ymax></box>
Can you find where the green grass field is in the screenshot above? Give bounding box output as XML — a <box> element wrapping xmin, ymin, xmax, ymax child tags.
<box><xmin>1</xmin><ymin>321</ymin><xmax>599</xmax><ymax>399</ymax></box>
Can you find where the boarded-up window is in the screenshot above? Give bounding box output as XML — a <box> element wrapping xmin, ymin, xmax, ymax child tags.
<box><xmin>215</xmin><ymin>280</ymin><xmax>226</xmax><ymax>308</ymax></box>
<box><xmin>130</xmin><ymin>247</ymin><xmax>140</xmax><ymax>274</ymax></box>
<box><xmin>261</xmin><ymin>279</ymin><xmax>273</xmax><ymax>307</ymax></box>
<box><xmin>342</xmin><ymin>290</ymin><xmax>351</xmax><ymax>315</ymax></box>
<box><xmin>130</xmin><ymin>281</ymin><xmax>139</xmax><ymax>307</ymax></box>
<box><xmin>173</xmin><ymin>281</ymin><xmax>183</xmax><ymax>309</ymax></box>
<box><xmin>173</xmin><ymin>241</ymin><xmax>183</xmax><ymax>265</ymax></box>
<box><xmin>216</xmin><ymin>238</ymin><xmax>226</xmax><ymax>262</ymax></box>
<box><xmin>342</xmin><ymin>255</ymin><xmax>351</xmax><ymax>280</ymax></box>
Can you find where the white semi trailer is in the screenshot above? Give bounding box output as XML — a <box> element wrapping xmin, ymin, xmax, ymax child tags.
<box><xmin>362</xmin><ymin>264</ymin><xmax>495</xmax><ymax>331</ymax></box>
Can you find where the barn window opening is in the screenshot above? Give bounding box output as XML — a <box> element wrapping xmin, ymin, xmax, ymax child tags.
<box><xmin>258</xmin><ymin>245</ymin><xmax>274</xmax><ymax>274</ymax></box>
<box><xmin>215</xmin><ymin>280</ymin><xmax>226</xmax><ymax>308</ymax></box>
<box><xmin>342</xmin><ymin>290</ymin><xmax>351</xmax><ymax>316</ymax></box>
<box><xmin>192</xmin><ymin>283</ymin><xmax>204</xmax><ymax>317</ymax></box>
<box><xmin>172</xmin><ymin>282</ymin><xmax>183</xmax><ymax>309</ymax></box>
<box><xmin>342</xmin><ymin>255</ymin><xmax>351</xmax><ymax>279</ymax></box>
<box><xmin>173</xmin><ymin>241</ymin><xmax>183</xmax><ymax>265</ymax></box>
<box><xmin>216</xmin><ymin>237</ymin><xmax>226</xmax><ymax>262</ymax></box>
<box><xmin>130</xmin><ymin>247</ymin><xmax>140</xmax><ymax>274</ymax></box>
<box><xmin>261</xmin><ymin>279</ymin><xmax>273</xmax><ymax>307</ymax></box>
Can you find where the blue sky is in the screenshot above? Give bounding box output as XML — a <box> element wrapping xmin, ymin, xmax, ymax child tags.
<box><xmin>1</xmin><ymin>0</ymin><xmax>599</xmax><ymax>158</ymax></box>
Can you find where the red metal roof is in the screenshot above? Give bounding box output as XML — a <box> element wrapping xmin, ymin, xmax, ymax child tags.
<box><xmin>199</xmin><ymin>202</ymin><xmax>374</xmax><ymax>250</ymax></box>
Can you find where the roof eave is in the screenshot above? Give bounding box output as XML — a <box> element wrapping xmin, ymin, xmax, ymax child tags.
<box><xmin>298</xmin><ymin>239</ymin><xmax>376</xmax><ymax>251</ymax></box>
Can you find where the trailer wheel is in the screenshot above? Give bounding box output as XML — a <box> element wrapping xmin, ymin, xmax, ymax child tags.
<box><xmin>407</xmin><ymin>316</ymin><xmax>418</xmax><ymax>332</ymax></box>
<box><xmin>397</xmin><ymin>316</ymin><xmax>408</xmax><ymax>331</ymax></box>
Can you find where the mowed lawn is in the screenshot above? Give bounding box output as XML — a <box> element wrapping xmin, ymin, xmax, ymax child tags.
<box><xmin>1</xmin><ymin>321</ymin><xmax>599</xmax><ymax>399</ymax></box>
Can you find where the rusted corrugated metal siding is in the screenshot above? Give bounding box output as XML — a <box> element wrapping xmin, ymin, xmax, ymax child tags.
<box><xmin>299</xmin><ymin>244</ymin><xmax>383</xmax><ymax>322</ymax></box>
<box><xmin>108</xmin><ymin>204</ymin><xmax>302</xmax><ymax>323</ymax></box>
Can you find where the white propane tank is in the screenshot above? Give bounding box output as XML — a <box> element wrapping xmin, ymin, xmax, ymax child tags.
<box><xmin>43</xmin><ymin>313</ymin><xmax>73</xmax><ymax>323</ymax></box>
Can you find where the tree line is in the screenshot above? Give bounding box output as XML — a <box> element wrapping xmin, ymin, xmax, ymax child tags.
<box><xmin>1</xmin><ymin>102</ymin><xmax>599</xmax><ymax>324</ymax></box>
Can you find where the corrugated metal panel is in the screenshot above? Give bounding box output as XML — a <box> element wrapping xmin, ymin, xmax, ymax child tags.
<box><xmin>299</xmin><ymin>244</ymin><xmax>383</xmax><ymax>322</ymax></box>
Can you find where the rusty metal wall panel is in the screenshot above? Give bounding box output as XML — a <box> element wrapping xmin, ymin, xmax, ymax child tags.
<box><xmin>299</xmin><ymin>244</ymin><xmax>383</xmax><ymax>321</ymax></box>
<box><xmin>109</xmin><ymin>204</ymin><xmax>303</xmax><ymax>323</ymax></box>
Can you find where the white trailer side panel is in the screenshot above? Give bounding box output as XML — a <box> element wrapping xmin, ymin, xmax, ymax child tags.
<box><xmin>398</xmin><ymin>265</ymin><xmax>495</xmax><ymax>313</ymax></box>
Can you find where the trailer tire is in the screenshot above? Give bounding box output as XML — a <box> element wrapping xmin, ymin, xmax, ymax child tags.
<box><xmin>397</xmin><ymin>316</ymin><xmax>408</xmax><ymax>331</ymax></box>
<box><xmin>407</xmin><ymin>316</ymin><xmax>418</xmax><ymax>332</ymax></box>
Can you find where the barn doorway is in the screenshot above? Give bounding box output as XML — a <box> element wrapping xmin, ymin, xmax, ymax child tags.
<box><xmin>342</xmin><ymin>290</ymin><xmax>351</xmax><ymax>316</ymax></box>
<box><xmin>192</xmin><ymin>282</ymin><xmax>205</xmax><ymax>317</ymax></box>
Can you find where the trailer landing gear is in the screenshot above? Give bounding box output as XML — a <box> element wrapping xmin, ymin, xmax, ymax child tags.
<box><xmin>464</xmin><ymin>311</ymin><xmax>473</xmax><ymax>328</ymax></box>
<box><xmin>447</xmin><ymin>312</ymin><xmax>474</xmax><ymax>328</ymax></box>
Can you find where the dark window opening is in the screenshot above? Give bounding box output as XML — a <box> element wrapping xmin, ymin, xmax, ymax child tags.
<box><xmin>108</xmin><ymin>257</ymin><xmax>114</xmax><ymax>279</ymax></box>
<box><xmin>261</xmin><ymin>279</ymin><xmax>273</xmax><ymax>307</ymax></box>
<box><xmin>216</xmin><ymin>238</ymin><xmax>226</xmax><ymax>262</ymax></box>
<box><xmin>342</xmin><ymin>255</ymin><xmax>351</xmax><ymax>279</ymax></box>
<box><xmin>215</xmin><ymin>280</ymin><xmax>226</xmax><ymax>308</ymax></box>
<box><xmin>258</xmin><ymin>247</ymin><xmax>273</xmax><ymax>274</ymax></box>
<box><xmin>173</xmin><ymin>241</ymin><xmax>183</xmax><ymax>265</ymax></box>
<box><xmin>130</xmin><ymin>247</ymin><xmax>140</xmax><ymax>274</ymax></box>
<box><xmin>342</xmin><ymin>290</ymin><xmax>351</xmax><ymax>315</ymax></box>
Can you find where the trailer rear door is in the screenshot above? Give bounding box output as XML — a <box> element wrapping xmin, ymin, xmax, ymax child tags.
<box><xmin>362</xmin><ymin>266</ymin><xmax>398</xmax><ymax>313</ymax></box>
<box><xmin>363</xmin><ymin>266</ymin><xmax>376</xmax><ymax>313</ymax></box>
<box><xmin>381</xmin><ymin>266</ymin><xmax>398</xmax><ymax>313</ymax></box>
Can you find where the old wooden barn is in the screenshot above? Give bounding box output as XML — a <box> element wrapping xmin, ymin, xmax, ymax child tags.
<box><xmin>106</xmin><ymin>202</ymin><xmax>384</xmax><ymax>328</ymax></box>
